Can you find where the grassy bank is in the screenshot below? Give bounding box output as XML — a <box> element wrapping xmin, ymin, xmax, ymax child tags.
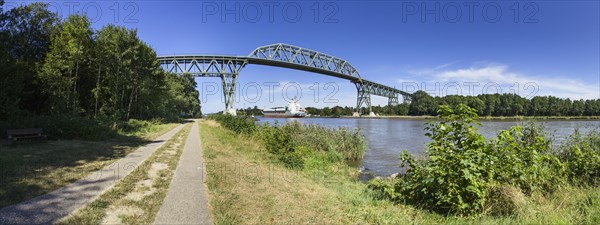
<box><xmin>58</xmin><ymin>123</ymin><xmax>191</xmax><ymax>224</ymax></box>
<box><xmin>0</xmin><ymin>120</ymin><xmax>179</xmax><ymax>208</ymax></box>
<box><xmin>202</xmin><ymin>115</ymin><xmax>600</xmax><ymax>224</ymax></box>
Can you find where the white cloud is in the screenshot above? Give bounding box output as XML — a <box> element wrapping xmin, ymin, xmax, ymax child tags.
<box><xmin>400</xmin><ymin>64</ymin><xmax>600</xmax><ymax>100</ymax></box>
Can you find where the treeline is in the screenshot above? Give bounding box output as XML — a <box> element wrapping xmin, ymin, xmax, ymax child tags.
<box><xmin>0</xmin><ymin>2</ymin><xmax>200</xmax><ymax>136</ymax></box>
<box><xmin>409</xmin><ymin>91</ymin><xmax>600</xmax><ymax>117</ymax></box>
<box><xmin>302</xmin><ymin>91</ymin><xmax>600</xmax><ymax>117</ymax></box>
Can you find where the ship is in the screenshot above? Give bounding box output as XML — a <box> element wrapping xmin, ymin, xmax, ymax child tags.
<box><xmin>262</xmin><ymin>99</ymin><xmax>306</xmax><ymax>118</ymax></box>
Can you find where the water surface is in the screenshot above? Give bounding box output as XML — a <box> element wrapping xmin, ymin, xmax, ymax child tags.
<box><xmin>257</xmin><ymin>117</ymin><xmax>600</xmax><ymax>176</ymax></box>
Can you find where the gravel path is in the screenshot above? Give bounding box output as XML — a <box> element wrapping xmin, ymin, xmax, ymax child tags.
<box><xmin>0</xmin><ymin>124</ymin><xmax>187</xmax><ymax>225</ymax></box>
<box><xmin>154</xmin><ymin>120</ymin><xmax>212</xmax><ymax>225</ymax></box>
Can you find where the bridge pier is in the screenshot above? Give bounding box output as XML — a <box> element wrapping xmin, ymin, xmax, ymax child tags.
<box><xmin>221</xmin><ymin>74</ymin><xmax>237</xmax><ymax>116</ymax></box>
<box><xmin>388</xmin><ymin>95</ymin><xmax>399</xmax><ymax>106</ymax></box>
<box><xmin>354</xmin><ymin>82</ymin><xmax>373</xmax><ymax>116</ymax></box>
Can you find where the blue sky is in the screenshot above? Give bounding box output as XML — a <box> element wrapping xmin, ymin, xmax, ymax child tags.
<box><xmin>7</xmin><ymin>1</ymin><xmax>600</xmax><ymax>113</ymax></box>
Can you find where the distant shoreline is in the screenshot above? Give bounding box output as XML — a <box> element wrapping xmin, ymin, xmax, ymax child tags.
<box><xmin>299</xmin><ymin>115</ymin><xmax>600</xmax><ymax>121</ymax></box>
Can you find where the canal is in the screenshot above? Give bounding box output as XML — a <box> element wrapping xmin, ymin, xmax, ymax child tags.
<box><xmin>258</xmin><ymin>117</ymin><xmax>600</xmax><ymax>177</ymax></box>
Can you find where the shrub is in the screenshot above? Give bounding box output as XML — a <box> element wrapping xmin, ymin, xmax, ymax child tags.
<box><xmin>280</xmin><ymin>121</ymin><xmax>366</xmax><ymax>161</ymax></box>
<box><xmin>369</xmin><ymin>104</ymin><xmax>568</xmax><ymax>216</ymax></box>
<box><xmin>391</xmin><ymin>104</ymin><xmax>493</xmax><ymax>215</ymax></box>
<box><xmin>2</xmin><ymin>114</ymin><xmax>115</xmax><ymax>140</ymax></box>
<box><xmin>559</xmin><ymin>129</ymin><xmax>600</xmax><ymax>185</ymax></box>
<box><xmin>489</xmin><ymin>124</ymin><xmax>565</xmax><ymax>194</ymax></box>
<box><xmin>260</xmin><ymin>123</ymin><xmax>303</xmax><ymax>168</ymax></box>
<box><xmin>209</xmin><ymin>116</ymin><xmax>367</xmax><ymax>169</ymax></box>
<box><xmin>208</xmin><ymin>114</ymin><xmax>257</xmax><ymax>134</ymax></box>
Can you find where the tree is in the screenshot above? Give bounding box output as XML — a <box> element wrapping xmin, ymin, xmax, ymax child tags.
<box><xmin>466</xmin><ymin>96</ymin><xmax>485</xmax><ymax>115</ymax></box>
<box><xmin>37</xmin><ymin>15</ymin><xmax>94</xmax><ymax>114</ymax></box>
<box><xmin>162</xmin><ymin>73</ymin><xmax>201</xmax><ymax>118</ymax></box>
<box><xmin>0</xmin><ymin>2</ymin><xmax>59</xmax><ymax>115</ymax></box>
<box><xmin>571</xmin><ymin>100</ymin><xmax>585</xmax><ymax>116</ymax></box>
<box><xmin>409</xmin><ymin>91</ymin><xmax>437</xmax><ymax>115</ymax></box>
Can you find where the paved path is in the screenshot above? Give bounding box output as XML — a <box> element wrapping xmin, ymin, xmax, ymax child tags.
<box><xmin>154</xmin><ymin>120</ymin><xmax>212</xmax><ymax>225</ymax></box>
<box><xmin>0</xmin><ymin>123</ymin><xmax>187</xmax><ymax>225</ymax></box>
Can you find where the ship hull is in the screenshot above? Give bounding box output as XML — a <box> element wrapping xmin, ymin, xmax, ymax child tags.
<box><xmin>262</xmin><ymin>114</ymin><xmax>305</xmax><ymax>118</ymax></box>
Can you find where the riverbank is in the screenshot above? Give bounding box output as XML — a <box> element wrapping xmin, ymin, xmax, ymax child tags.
<box><xmin>201</xmin><ymin>118</ymin><xmax>600</xmax><ymax>224</ymax></box>
<box><xmin>331</xmin><ymin>115</ymin><xmax>600</xmax><ymax>120</ymax></box>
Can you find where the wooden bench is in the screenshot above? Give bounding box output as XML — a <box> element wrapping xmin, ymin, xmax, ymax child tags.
<box><xmin>6</xmin><ymin>128</ymin><xmax>47</xmax><ymax>141</ymax></box>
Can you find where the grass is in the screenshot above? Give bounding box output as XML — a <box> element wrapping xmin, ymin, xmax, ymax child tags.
<box><xmin>0</xmin><ymin>121</ymin><xmax>179</xmax><ymax>208</ymax></box>
<box><xmin>57</xmin><ymin>123</ymin><xmax>191</xmax><ymax>224</ymax></box>
<box><xmin>199</xmin><ymin>120</ymin><xmax>600</xmax><ymax>225</ymax></box>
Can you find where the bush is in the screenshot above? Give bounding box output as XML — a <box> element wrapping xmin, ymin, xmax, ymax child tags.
<box><xmin>208</xmin><ymin>114</ymin><xmax>257</xmax><ymax>135</ymax></box>
<box><xmin>1</xmin><ymin>114</ymin><xmax>114</xmax><ymax>140</ymax></box>
<box><xmin>260</xmin><ymin>123</ymin><xmax>303</xmax><ymax>168</ymax></box>
<box><xmin>208</xmin><ymin>116</ymin><xmax>367</xmax><ymax>169</ymax></box>
<box><xmin>559</xmin><ymin>129</ymin><xmax>600</xmax><ymax>185</ymax></box>
<box><xmin>489</xmin><ymin>124</ymin><xmax>565</xmax><ymax>194</ymax></box>
<box><xmin>369</xmin><ymin>104</ymin><xmax>568</xmax><ymax>216</ymax></box>
<box><xmin>391</xmin><ymin>104</ymin><xmax>492</xmax><ymax>215</ymax></box>
<box><xmin>281</xmin><ymin>122</ymin><xmax>366</xmax><ymax>161</ymax></box>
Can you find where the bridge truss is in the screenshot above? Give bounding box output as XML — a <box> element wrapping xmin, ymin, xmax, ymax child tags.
<box><xmin>158</xmin><ymin>43</ymin><xmax>412</xmax><ymax>115</ymax></box>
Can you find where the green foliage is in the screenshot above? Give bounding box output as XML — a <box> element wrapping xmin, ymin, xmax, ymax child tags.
<box><xmin>260</xmin><ymin>121</ymin><xmax>366</xmax><ymax>168</ymax></box>
<box><xmin>37</xmin><ymin>14</ymin><xmax>94</xmax><ymax>114</ymax></box>
<box><xmin>209</xmin><ymin>114</ymin><xmax>257</xmax><ymax>135</ymax></box>
<box><xmin>282</xmin><ymin>122</ymin><xmax>367</xmax><ymax>161</ymax></box>
<box><xmin>559</xmin><ymin>129</ymin><xmax>600</xmax><ymax>185</ymax></box>
<box><xmin>409</xmin><ymin>90</ymin><xmax>437</xmax><ymax>115</ymax></box>
<box><xmin>369</xmin><ymin>104</ymin><xmax>572</xmax><ymax>216</ymax></box>
<box><xmin>0</xmin><ymin>3</ymin><xmax>200</xmax><ymax>139</ymax></box>
<box><xmin>258</xmin><ymin>122</ymin><xmax>305</xmax><ymax>168</ymax></box>
<box><xmin>489</xmin><ymin>124</ymin><xmax>565</xmax><ymax>194</ymax></box>
<box><xmin>402</xmin><ymin>92</ymin><xmax>600</xmax><ymax>117</ymax></box>
<box><xmin>0</xmin><ymin>115</ymin><xmax>171</xmax><ymax>141</ymax></box>
<box><xmin>0</xmin><ymin>114</ymin><xmax>113</xmax><ymax>140</ymax></box>
<box><xmin>297</xmin><ymin>91</ymin><xmax>600</xmax><ymax>117</ymax></box>
<box><xmin>163</xmin><ymin>73</ymin><xmax>202</xmax><ymax>118</ymax></box>
<box><xmin>0</xmin><ymin>2</ymin><xmax>59</xmax><ymax>116</ymax></box>
<box><xmin>208</xmin><ymin>116</ymin><xmax>367</xmax><ymax>169</ymax></box>
<box><xmin>397</xmin><ymin>104</ymin><xmax>492</xmax><ymax>215</ymax></box>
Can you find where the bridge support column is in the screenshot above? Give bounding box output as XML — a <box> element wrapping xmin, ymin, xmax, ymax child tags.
<box><xmin>388</xmin><ymin>95</ymin><xmax>399</xmax><ymax>106</ymax></box>
<box><xmin>402</xmin><ymin>94</ymin><xmax>412</xmax><ymax>104</ymax></box>
<box><xmin>221</xmin><ymin>74</ymin><xmax>237</xmax><ymax>116</ymax></box>
<box><xmin>354</xmin><ymin>82</ymin><xmax>372</xmax><ymax>116</ymax></box>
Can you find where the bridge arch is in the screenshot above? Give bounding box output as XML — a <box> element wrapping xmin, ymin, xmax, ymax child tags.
<box><xmin>157</xmin><ymin>43</ymin><xmax>411</xmax><ymax>115</ymax></box>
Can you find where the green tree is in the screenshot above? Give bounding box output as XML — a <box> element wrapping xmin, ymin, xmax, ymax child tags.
<box><xmin>571</xmin><ymin>100</ymin><xmax>585</xmax><ymax>116</ymax></box>
<box><xmin>37</xmin><ymin>15</ymin><xmax>94</xmax><ymax>114</ymax></box>
<box><xmin>409</xmin><ymin>90</ymin><xmax>437</xmax><ymax>115</ymax></box>
<box><xmin>0</xmin><ymin>2</ymin><xmax>59</xmax><ymax>115</ymax></box>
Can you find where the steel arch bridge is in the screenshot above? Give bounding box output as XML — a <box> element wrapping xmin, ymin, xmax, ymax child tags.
<box><xmin>157</xmin><ymin>43</ymin><xmax>412</xmax><ymax>115</ymax></box>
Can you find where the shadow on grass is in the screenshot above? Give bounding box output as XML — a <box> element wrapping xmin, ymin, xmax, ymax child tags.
<box><xmin>0</xmin><ymin>120</ymin><xmax>191</xmax><ymax>208</ymax></box>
